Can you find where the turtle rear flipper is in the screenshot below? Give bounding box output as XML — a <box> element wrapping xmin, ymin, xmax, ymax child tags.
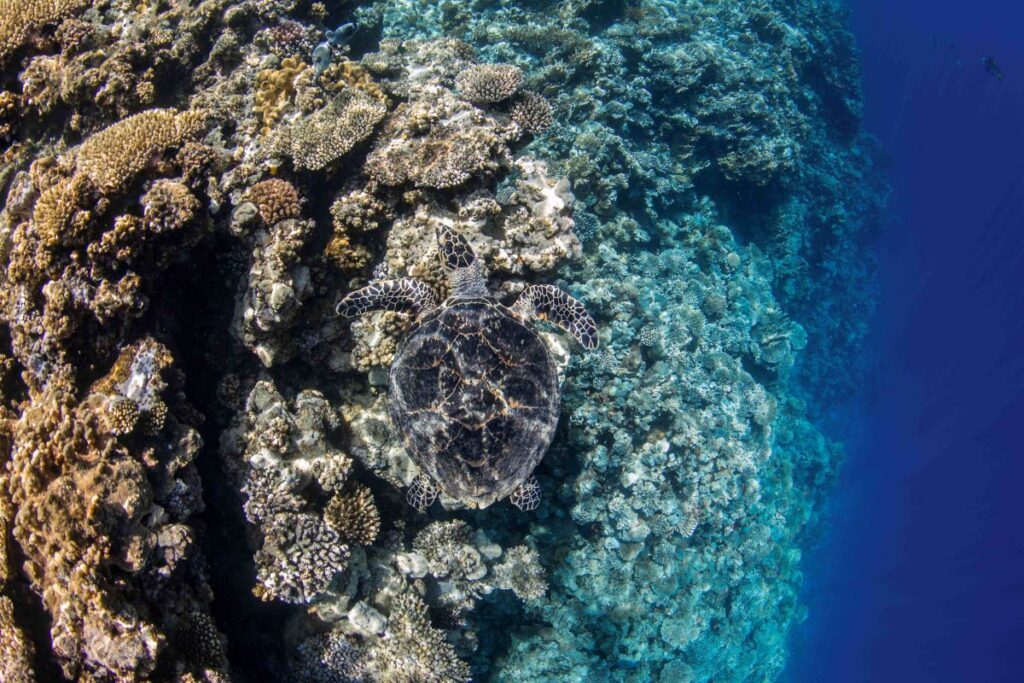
<box><xmin>513</xmin><ymin>284</ymin><xmax>599</xmax><ymax>350</ymax></box>
<box><xmin>336</xmin><ymin>279</ymin><xmax>438</xmax><ymax>318</ymax></box>
<box><xmin>407</xmin><ymin>473</ymin><xmax>439</xmax><ymax>512</ymax></box>
<box><xmin>510</xmin><ymin>476</ymin><xmax>541</xmax><ymax>511</ymax></box>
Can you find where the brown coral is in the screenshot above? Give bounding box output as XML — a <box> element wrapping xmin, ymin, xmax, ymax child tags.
<box><xmin>255</xmin><ymin>56</ymin><xmax>308</xmax><ymax>134</ymax></box>
<box><xmin>455</xmin><ymin>63</ymin><xmax>523</xmax><ymax>104</ymax></box>
<box><xmin>0</xmin><ymin>596</ymin><xmax>35</xmax><ymax>683</ymax></box>
<box><xmin>0</xmin><ymin>0</ymin><xmax>90</xmax><ymax>64</ymax></box>
<box><xmin>246</xmin><ymin>178</ymin><xmax>304</xmax><ymax>225</ymax></box>
<box><xmin>511</xmin><ymin>92</ymin><xmax>554</xmax><ymax>133</ymax></box>
<box><xmin>5</xmin><ymin>339</ymin><xmax>213</xmax><ymax>681</ymax></box>
<box><xmin>77</xmin><ymin>108</ymin><xmax>207</xmax><ymax>194</ymax></box>
<box><xmin>325</xmin><ymin>58</ymin><xmax>390</xmax><ymax>107</ymax></box>
<box><xmin>142</xmin><ymin>179</ymin><xmax>200</xmax><ymax>234</ymax></box>
<box><xmin>325</xmin><ymin>483</ymin><xmax>380</xmax><ymax>546</ymax></box>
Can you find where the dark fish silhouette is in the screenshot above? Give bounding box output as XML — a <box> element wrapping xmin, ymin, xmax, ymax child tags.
<box><xmin>982</xmin><ymin>56</ymin><xmax>1004</xmax><ymax>80</ymax></box>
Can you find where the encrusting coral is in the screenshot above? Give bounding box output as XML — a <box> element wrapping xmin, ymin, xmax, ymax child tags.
<box><xmin>2</xmin><ymin>339</ymin><xmax>224</xmax><ymax>681</ymax></box>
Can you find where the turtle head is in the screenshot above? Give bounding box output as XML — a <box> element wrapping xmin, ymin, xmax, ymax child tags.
<box><xmin>437</xmin><ymin>225</ymin><xmax>477</xmax><ymax>270</ymax></box>
<box><xmin>437</xmin><ymin>226</ymin><xmax>488</xmax><ymax>298</ymax></box>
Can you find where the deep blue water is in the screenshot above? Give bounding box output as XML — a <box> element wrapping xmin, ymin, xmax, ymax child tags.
<box><xmin>791</xmin><ymin>2</ymin><xmax>1024</xmax><ymax>681</ymax></box>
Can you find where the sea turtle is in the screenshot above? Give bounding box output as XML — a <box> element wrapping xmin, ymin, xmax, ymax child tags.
<box><xmin>337</xmin><ymin>226</ymin><xmax>598</xmax><ymax>511</ymax></box>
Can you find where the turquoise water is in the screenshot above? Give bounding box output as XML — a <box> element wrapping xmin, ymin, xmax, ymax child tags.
<box><xmin>0</xmin><ymin>1</ymin><xmax>910</xmax><ymax>681</ymax></box>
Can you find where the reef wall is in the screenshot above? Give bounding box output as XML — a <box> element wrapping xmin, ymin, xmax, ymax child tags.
<box><xmin>0</xmin><ymin>0</ymin><xmax>884</xmax><ymax>681</ymax></box>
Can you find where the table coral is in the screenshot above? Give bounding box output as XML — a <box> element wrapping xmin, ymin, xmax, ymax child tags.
<box><xmin>269</xmin><ymin>89</ymin><xmax>386</xmax><ymax>172</ymax></box>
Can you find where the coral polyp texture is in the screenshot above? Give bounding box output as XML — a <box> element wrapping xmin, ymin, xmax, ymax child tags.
<box><xmin>0</xmin><ymin>0</ymin><xmax>90</xmax><ymax>64</ymax></box>
<box><xmin>0</xmin><ymin>0</ymin><xmax>884</xmax><ymax>680</ymax></box>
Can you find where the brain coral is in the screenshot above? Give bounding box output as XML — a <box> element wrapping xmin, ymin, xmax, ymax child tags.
<box><xmin>77</xmin><ymin>108</ymin><xmax>207</xmax><ymax>193</ymax></box>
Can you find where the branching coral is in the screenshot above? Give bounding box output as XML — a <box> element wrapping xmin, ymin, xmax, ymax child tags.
<box><xmin>292</xmin><ymin>632</ymin><xmax>368</xmax><ymax>683</ymax></box>
<box><xmin>221</xmin><ymin>381</ymin><xmax>357</xmax><ymax>604</ymax></box>
<box><xmin>254</xmin><ymin>511</ymin><xmax>350</xmax><ymax>604</ymax></box>
<box><xmin>367</xmin><ymin>590</ymin><xmax>471</xmax><ymax>683</ymax></box>
<box><xmin>245</xmin><ymin>178</ymin><xmax>304</xmax><ymax>225</ymax></box>
<box><xmin>0</xmin><ymin>596</ymin><xmax>35</xmax><ymax>683</ymax></box>
<box><xmin>455</xmin><ymin>63</ymin><xmax>523</xmax><ymax>104</ymax></box>
<box><xmin>325</xmin><ymin>483</ymin><xmax>381</xmax><ymax>546</ymax></box>
<box><xmin>77</xmin><ymin>108</ymin><xmax>207</xmax><ymax>194</ymax></box>
<box><xmin>0</xmin><ymin>0</ymin><xmax>90</xmax><ymax>64</ymax></box>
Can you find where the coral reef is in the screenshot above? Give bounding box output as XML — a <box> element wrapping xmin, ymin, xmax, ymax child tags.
<box><xmin>0</xmin><ymin>0</ymin><xmax>884</xmax><ymax>680</ymax></box>
<box><xmin>3</xmin><ymin>339</ymin><xmax>224</xmax><ymax>681</ymax></box>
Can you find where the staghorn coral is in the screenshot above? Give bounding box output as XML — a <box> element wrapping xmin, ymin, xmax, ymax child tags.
<box><xmin>511</xmin><ymin>91</ymin><xmax>554</xmax><ymax>134</ymax></box>
<box><xmin>292</xmin><ymin>632</ymin><xmax>368</xmax><ymax>683</ymax></box>
<box><xmin>455</xmin><ymin>63</ymin><xmax>523</xmax><ymax>104</ymax></box>
<box><xmin>0</xmin><ymin>0</ymin><xmax>90</xmax><ymax>64</ymax></box>
<box><xmin>77</xmin><ymin>108</ymin><xmax>207</xmax><ymax>194</ymax></box>
<box><xmin>0</xmin><ymin>596</ymin><xmax>35</xmax><ymax>683</ymax></box>
<box><xmin>325</xmin><ymin>483</ymin><xmax>381</xmax><ymax>546</ymax></box>
<box><xmin>254</xmin><ymin>511</ymin><xmax>350</xmax><ymax>604</ymax></box>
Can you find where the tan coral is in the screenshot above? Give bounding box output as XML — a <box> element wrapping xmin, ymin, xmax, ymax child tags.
<box><xmin>324</xmin><ymin>483</ymin><xmax>380</xmax><ymax>546</ymax></box>
<box><xmin>367</xmin><ymin>590</ymin><xmax>471</xmax><ymax>683</ymax></box>
<box><xmin>31</xmin><ymin>172</ymin><xmax>95</xmax><ymax>248</ymax></box>
<box><xmin>245</xmin><ymin>178</ymin><xmax>304</xmax><ymax>225</ymax></box>
<box><xmin>255</xmin><ymin>56</ymin><xmax>308</xmax><ymax>134</ymax></box>
<box><xmin>0</xmin><ymin>596</ymin><xmax>35</xmax><ymax>683</ymax></box>
<box><xmin>0</xmin><ymin>0</ymin><xmax>90</xmax><ymax>64</ymax></box>
<box><xmin>142</xmin><ymin>179</ymin><xmax>200</xmax><ymax>234</ymax></box>
<box><xmin>511</xmin><ymin>92</ymin><xmax>554</xmax><ymax>133</ymax></box>
<box><xmin>324</xmin><ymin>58</ymin><xmax>390</xmax><ymax>107</ymax></box>
<box><xmin>77</xmin><ymin>108</ymin><xmax>207</xmax><ymax>194</ymax></box>
<box><xmin>5</xmin><ymin>339</ymin><xmax>213</xmax><ymax>681</ymax></box>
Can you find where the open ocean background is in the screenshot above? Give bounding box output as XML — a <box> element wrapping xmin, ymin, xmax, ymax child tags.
<box><xmin>791</xmin><ymin>1</ymin><xmax>1024</xmax><ymax>681</ymax></box>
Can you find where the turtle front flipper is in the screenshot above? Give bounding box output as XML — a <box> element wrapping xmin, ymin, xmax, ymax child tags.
<box><xmin>407</xmin><ymin>473</ymin><xmax>439</xmax><ymax>512</ymax></box>
<box><xmin>513</xmin><ymin>284</ymin><xmax>599</xmax><ymax>350</ymax></box>
<box><xmin>509</xmin><ymin>476</ymin><xmax>542</xmax><ymax>511</ymax></box>
<box><xmin>336</xmin><ymin>279</ymin><xmax>438</xmax><ymax>318</ymax></box>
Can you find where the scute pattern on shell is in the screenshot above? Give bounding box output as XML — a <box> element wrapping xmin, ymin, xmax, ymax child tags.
<box><xmin>389</xmin><ymin>299</ymin><xmax>559</xmax><ymax>508</ymax></box>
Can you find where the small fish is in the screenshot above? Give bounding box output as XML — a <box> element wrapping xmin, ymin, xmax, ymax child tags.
<box><xmin>312</xmin><ymin>43</ymin><xmax>332</xmax><ymax>76</ymax></box>
<box><xmin>326</xmin><ymin>22</ymin><xmax>359</xmax><ymax>47</ymax></box>
<box><xmin>982</xmin><ymin>56</ymin><xmax>1004</xmax><ymax>81</ymax></box>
